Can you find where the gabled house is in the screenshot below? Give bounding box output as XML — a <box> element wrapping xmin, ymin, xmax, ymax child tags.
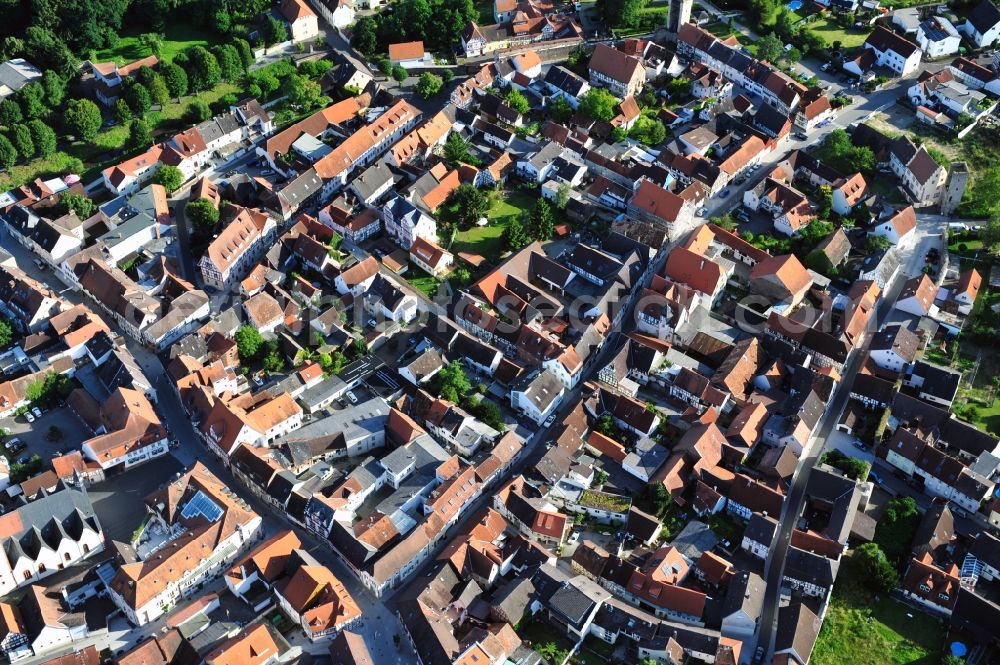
<box><xmin>280</xmin><ymin>0</ymin><xmax>320</xmax><ymax>40</ymax></box>
<box><xmin>588</xmin><ymin>43</ymin><xmax>646</xmax><ymax>99</ymax></box>
<box><xmin>862</xmin><ymin>26</ymin><xmax>922</xmax><ymax>76</ymax></box>
<box><xmin>963</xmin><ymin>0</ymin><xmax>1000</xmax><ymax>46</ymax></box>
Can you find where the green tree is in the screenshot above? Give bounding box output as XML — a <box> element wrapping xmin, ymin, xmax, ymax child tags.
<box><xmin>64</xmin><ymin>98</ymin><xmax>102</xmax><ymax>140</ymax></box>
<box><xmin>555</xmin><ymin>184</ymin><xmax>571</xmax><ymax>210</ymax></box>
<box><xmin>147</xmin><ymin>73</ymin><xmax>170</xmax><ymax>107</ymax></box>
<box><xmin>139</xmin><ymin>31</ymin><xmax>164</xmax><ymax>56</ymax></box>
<box><xmin>527</xmin><ymin>198</ymin><xmax>554</xmax><ymax>241</ymax></box>
<box><xmin>0</xmin><ymin>99</ymin><xmax>22</xmax><ymax>127</ymax></box>
<box><xmin>942</xmin><ymin>654</ymin><xmax>965</xmax><ymax>665</ymax></box>
<box><xmin>883</xmin><ymin>496</ymin><xmax>918</xmax><ymax>524</ymax></box>
<box><xmin>599</xmin><ymin>0</ymin><xmax>647</xmax><ymax>28</ymax></box>
<box><xmin>127</xmin><ymin>118</ymin><xmax>153</xmax><ymax>151</ymax></box>
<box><xmin>579</xmin><ymin>88</ymin><xmax>618</xmax><ymax>122</ymax></box>
<box><xmin>233</xmin><ymin>37</ymin><xmax>254</xmax><ymax>71</ymax></box>
<box><xmin>185</xmin><ymin>98</ymin><xmax>212</xmax><ymax>123</ymax></box>
<box><xmin>815</xmin><ymin>128</ymin><xmax>875</xmax><ymax>174</ymax></box>
<box><xmin>114</xmin><ymin>98</ymin><xmax>133</xmax><ymax>125</ymax></box>
<box><xmin>27</xmin><ymin>120</ymin><xmax>56</xmax><ymax>158</ymax></box>
<box><xmin>757</xmin><ymin>32</ymin><xmax>784</xmax><ymax>62</ymax></box>
<box><xmin>416</xmin><ymin>72</ymin><xmax>443</xmax><ymax>99</ymax></box>
<box><xmin>441</xmin><ymin>69</ymin><xmax>454</xmax><ymax>85</ymax></box>
<box><xmin>213</xmin><ymin>9</ymin><xmax>232</xmax><ymax>35</ymax></box>
<box><xmin>440</xmin><ymin>183</ymin><xmax>488</xmax><ymax>231</ymax></box>
<box><xmin>41</xmin><ymin>70</ymin><xmax>66</xmax><ymax>108</ymax></box>
<box><xmin>153</xmin><ymin>165</ymin><xmax>183</xmax><ymax>193</ymax></box>
<box><xmin>548</xmin><ymin>95</ymin><xmax>573</xmax><ymax>123</ymax></box>
<box><xmin>629</xmin><ymin>116</ymin><xmax>667</xmax><ymax>145</ymax></box>
<box><xmin>124</xmin><ymin>81</ymin><xmax>152</xmax><ymax>115</ymax></box>
<box><xmin>443</xmin><ymin>132</ymin><xmax>474</xmax><ymax>167</ymax></box>
<box><xmin>284</xmin><ymin>74</ymin><xmax>324</xmax><ymax>110</ymax></box>
<box><xmin>16</xmin><ymin>83</ymin><xmax>47</xmax><ymax>120</ymax></box>
<box><xmin>434</xmin><ymin>362</ymin><xmax>472</xmax><ymax>403</ymax></box>
<box><xmin>867</xmin><ymin>234</ymin><xmax>892</xmax><ymax>253</ymax></box>
<box><xmin>161</xmin><ymin>62</ymin><xmax>189</xmax><ymax>100</ymax></box>
<box><xmin>59</xmin><ymin>192</ymin><xmax>95</xmax><ymax>219</ymax></box>
<box><xmin>235</xmin><ymin>325</ymin><xmax>265</xmax><ymax>361</ymax></box>
<box><xmin>10</xmin><ymin>124</ymin><xmax>33</xmax><ymax>159</ymax></box>
<box><xmin>352</xmin><ymin>17</ymin><xmax>379</xmax><ymax>55</ymax></box>
<box><xmin>187</xmin><ymin>198</ymin><xmax>219</xmax><ymax>232</ymax></box>
<box><xmin>785</xmin><ymin>46</ymin><xmax>802</xmax><ymax>63</ymax></box>
<box><xmin>502</xmin><ymin>214</ymin><xmax>530</xmax><ymax>248</ymax></box>
<box><xmin>377</xmin><ymin>58</ymin><xmax>393</xmax><ymax>77</ymax></box>
<box><xmin>186</xmin><ymin>45</ymin><xmax>222</xmax><ymax>91</ymax></box>
<box><xmin>265</xmin><ymin>16</ymin><xmax>288</xmax><ymax>46</ymax></box>
<box><xmin>0</xmin><ymin>318</ymin><xmax>11</xmax><ymax>348</ymax></box>
<box><xmin>23</xmin><ymin>26</ymin><xmax>78</xmax><ymax>78</ymax></box>
<box><xmin>505</xmin><ymin>89</ymin><xmax>530</xmax><ymax>114</ymax></box>
<box><xmin>804</xmin><ymin>249</ymin><xmax>834</xmax><ymax>275</ymax></box>
<box><xmin>213</xmin><ymin>44</ymin><xmax>243</xmax><ymax>82</ymax></box>
<box><xmin>263</xmin><ymin>350</ymin><xmax>285</xmax><ymax>373</ymax></box>
<box><xmin>298</xmin><ymin>59</ymin><xmax>333</xmax><ymax>79</ymax></box>
<box><xmin>391</xmin><ymin>65</ymin><xmax>408</xmax><ymax>82</ymax></box>
<box><xmin>748</xmin><ymin>0</ymin><xmax>783</xmax><ymax>27</ymax></box>
<box><xmin>855</xmin><ymin>542</ymin><xmax>899</xmax><ymax>593</ymax></box>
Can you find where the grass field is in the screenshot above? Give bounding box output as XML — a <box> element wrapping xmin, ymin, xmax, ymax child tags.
<box><xmin>405</xmin><ymin>266</ymin><xmax>443</xmax><ymax>299</ymax></box>
<box><xmin>93</xmin><ymin>22</ymin><xmax>222</xmax><ymax>65</ymax></box>
<box><xmin>812</xmin><ymin>554</ymin><xmax>947</xmax><ymax>665</ymax></box>
<box><xmin>809</xmin><ymin>17</ymin><xmax>870</xmax><ymax>50</ymax></box>
<box><xmin>451</xmin><ymin>189</ymin><xmax>537</xmax><ymax>264</ymax></box>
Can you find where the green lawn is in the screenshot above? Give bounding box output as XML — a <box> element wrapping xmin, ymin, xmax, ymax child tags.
<box><xmin>93</xmin><ymin>22</ymin><xmax>222</xmax><ymax>65</ymax></box>
<box><xmin>451</xmin><ymin>190</ymin><xmax>537</xmax><ymax>264</ymax></box>
<box><xmin>813</xmin><ymin>553</ymin><xmax>947</xmax><ymax>665</ymax></box>
<box><xmin>405</xmin><ymin>266</ymin><xmax>444</xmax><ymax>300</ymax></box>
<box><xmin>809</xmin><ymin>17</ymin><xmax>870</xmax><ymax>50</ymax></box>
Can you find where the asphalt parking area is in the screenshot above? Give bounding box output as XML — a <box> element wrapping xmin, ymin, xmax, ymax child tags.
<box><xmin>0</xmin><ymin>406</ymin><xmax>90</xmax><ymax>468</ymax></box>
<box><xmin>88</xmin><ymin>455</ymin><xmax>185</xmax><ymax>543</ymax></box>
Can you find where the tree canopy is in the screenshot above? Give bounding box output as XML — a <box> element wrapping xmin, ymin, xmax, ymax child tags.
<box><xmin>416</xmin><ymin>72</ymin><xmax>443</xmax><ymax>99</ymax></box>
<box><xmin>815</xmin><ymin>129</ymin><xmax>875</xmax><ymax>175</ymax></box>
<box><xmin>59</xmin><ymin>193</ymin><xmax>95</xmax><ymax>219</ymax></box>
<box><xmin>64</xmin><ymin>99</ymin><xmax>102</xmax><ymax>141</ymax></box>
<box><xmin>854</xmin><ymin>543</ymin><xmax>899</xmax><ymax>593</ymax></box>
<box><xmin>235</xmin><ymin>325</ymin><xmax>264</xmax><ymax>361</ymax></box>
<box><xmin>597</xmin><ymin>0</ymin><xmax>647</xmax><ymax>28</ymax></box>
<box><xmin>187</xmin><ymin>197</ymin><xmax>219</xmax><ymax>232</ymax></box>
<box><xmin>153</xmin><ymin>165</ymin><xmax>183</xmax><ymax>193</ymax></box>
<box><xmin>579</xmin><ymin>88</ymin><xmax>618</xmax><ymax>122</ymax></box>
<box><xmin>439</xmin><ymin>184</ymin><xmax>489</xmax><ymax>232</ymax></box>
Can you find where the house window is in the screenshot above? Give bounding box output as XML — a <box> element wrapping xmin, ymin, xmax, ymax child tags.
<box><xmin>938</xmin><ymin>593</ymin><xmax>949</xmax><ymax>601</ymax></box>
<box><xmin>64</xmin><ymin>552</ymin><xmax>71</xmax><ymax>561</ymax></box>
<box><xmin>37</xmin><ymin>564</ymin><xmax>45</xmax><ymax>574</ymax></box>
<box><xmin>919</xmin><ymin>584</ymin><xmax>931</xmax><ymax>592</ymax></box>
<box><xmin>83</xmin><ymin>544</ymin><xmax>90</xmax><ymax>554</ymax></box>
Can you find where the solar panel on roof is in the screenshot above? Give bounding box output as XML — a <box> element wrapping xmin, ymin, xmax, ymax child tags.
<box><xmin>181</xmin><ymin>490</ymin><xmax>224</xmax><ymax>522</ymax></box>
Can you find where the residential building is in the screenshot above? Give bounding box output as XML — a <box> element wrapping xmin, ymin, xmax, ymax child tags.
<box><xmin>199</xmin><ymin>208</ymin><xmax>278</xmax><ymax>291</ymax></box>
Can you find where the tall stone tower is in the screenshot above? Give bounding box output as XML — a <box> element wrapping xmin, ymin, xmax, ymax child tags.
<box><xmin>940</xmin><ymin>161</ymin><xmax>969</xmax><ymax>216</ymax></box>
<box><xmin>668</xmin><ymin>0</ymin><xmax>693</xmax><ymax>33</ymax></box>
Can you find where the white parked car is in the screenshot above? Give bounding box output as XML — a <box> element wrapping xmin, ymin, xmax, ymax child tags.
<box><xmin>567</xmin><ymin>530</ymin><xmax>581</xmax><ymax>545</ymax></box>
<box><xmin>31</xmin><ymin>407</ymin><xmax>42</xmax><ymax>418</ymax></box>
<box><xmin>346</xmin><ymin>390</ymin><xmax>359</xmax><ymax>404</ymax></box>
<box><xmin>24</xmin><ymin>411</ymin><xmax>33</xmax><ymax>423</ymax></box>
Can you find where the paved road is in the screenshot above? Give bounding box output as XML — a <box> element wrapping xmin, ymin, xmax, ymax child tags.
<box><xmin>755</xmin><ymin>219</ymin><xmax>938</xmax><ymax>659</ymax></box>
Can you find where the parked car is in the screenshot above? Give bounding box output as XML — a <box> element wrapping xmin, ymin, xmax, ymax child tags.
<box><xmin>252</xmin><ymin>374</ymin><xmax>264</xmax><ymax>387</ymax></box>
<box><xmin>33</xmin><ymin>258</ymin><xmax>46</xmax><ymax>270</ymax></box>
<box><xmin>24</xmin><ymin>411</ymin><xmax>33</xmax><ymax>423</ymax></box>
<box><xmin>5</xmin><ymin>439</ymin><xmax>23</xmax><ymax>452</ymax></box>
<box><xmin>346</xmin><ymin>390</ymin><xmax>359</xmax><ymax>404</ymax></box>
<box><xmin>720</xmin><ymin>188</ymin><xmax>731</xmax><ymax>198</ymax></box>
<box><xmin>31</xmin><ymin>407</ymin><xmax>42</xmax><ymax>418</ymax></box>
<box><xmin>853</xmin><ymin>440</ymin><xmax>867</xmax><ymax>451</ymax></box>
<box><xmin>794</xmin><ymin>131</ymin><xmax>808</xmax><ymax>140</ymax></box>
<box><xmin>754</xmin><ymin>646</ymin><xmax>765</xmax><ymax>663</ymax></box>
<box><xmin>367</xmin><ymin>318</ymin><xmax>377</xmax><ymax>328</ymax></box>
<box><xmin>544</xmin><ymin>412</ymin><xmax>557</xmax><ymax>428</ymax></box>
<box><xmin>15</xmin><ymin>455</ymin><xmax>29</xmax><ymax>465</ymax></box>
<box><xmin>567</xmin><ymin>530</ymin><xmax>581</xmax><ymax>545</ymax></box>
<box><xmin>869</xmin><ymin>471</ymin><xmax>884</xmax><ymax>485</ymax></box>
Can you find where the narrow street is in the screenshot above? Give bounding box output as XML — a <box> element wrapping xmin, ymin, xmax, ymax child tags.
<box><xmin>756</xmin><ymin>234</ymin><xmax>924</xmax><ymax>658</ymax></box>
